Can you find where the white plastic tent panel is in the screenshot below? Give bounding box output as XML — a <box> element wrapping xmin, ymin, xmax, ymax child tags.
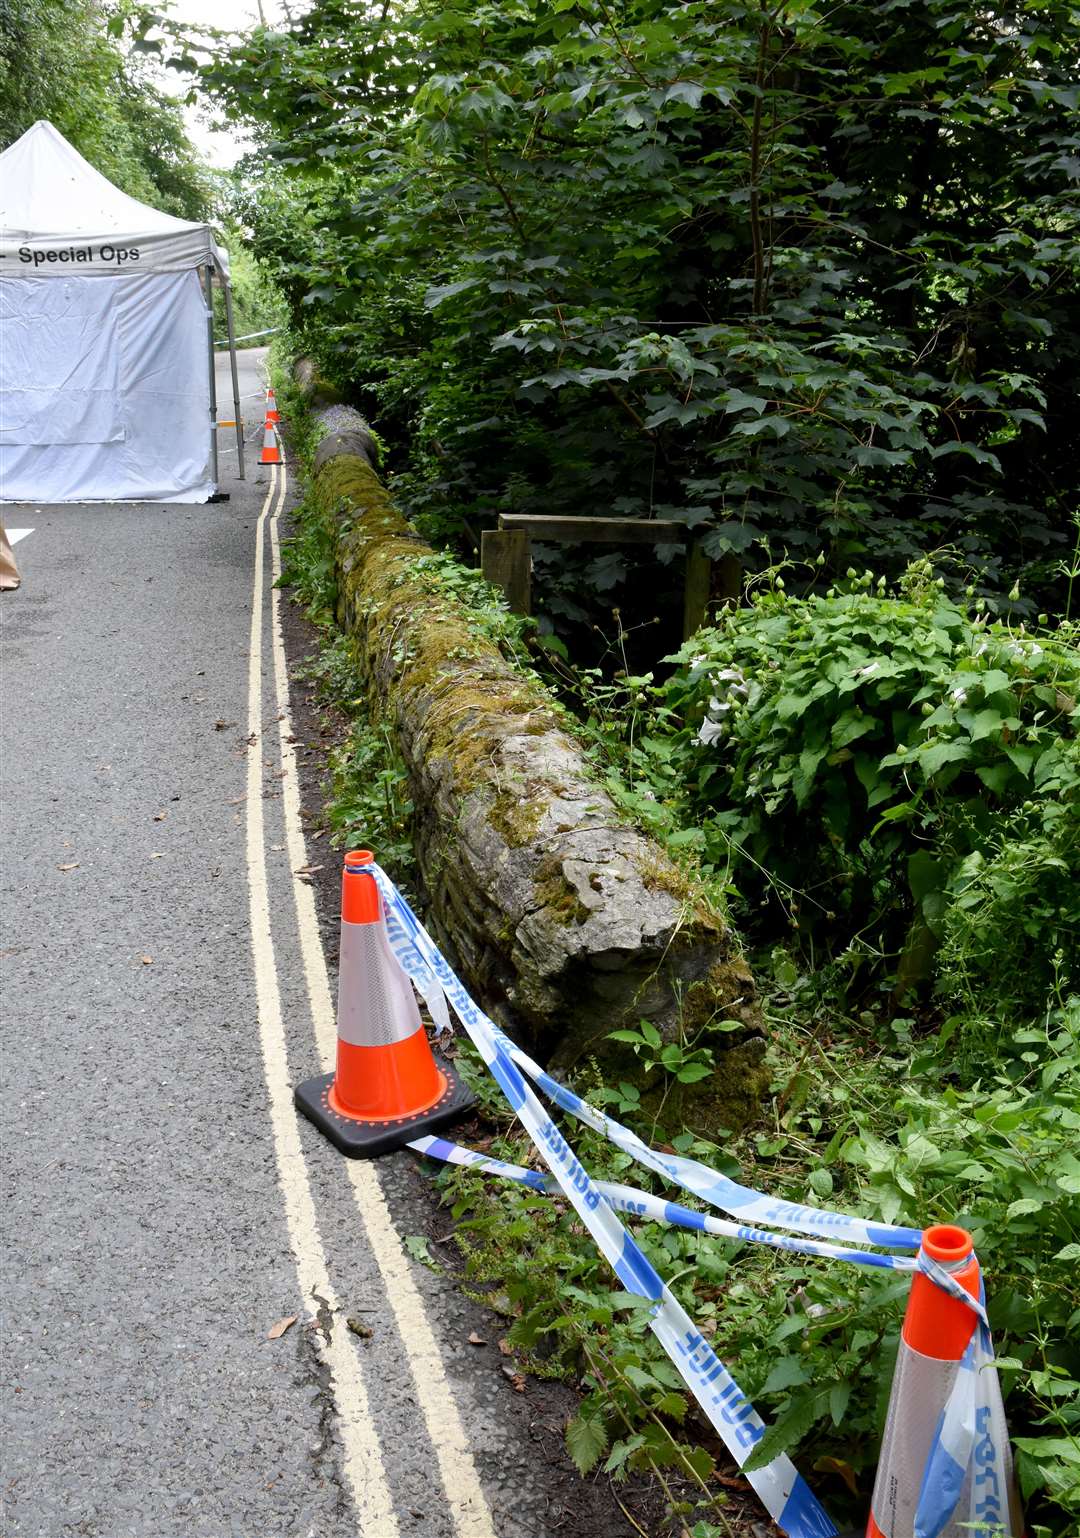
<box><xmin>1</xmin><ymin>276</ymin><xmax>123</xmax><ymax>445</ymax></box>
<box><xmin>0</xmin><ymin>120</ymin><xmax>228</xmax><ymax>276</ymax></box>
<box><xmin>0</xmin><ymin>272</ymin><xmax>213</xmax><ymax>503</ymax></box>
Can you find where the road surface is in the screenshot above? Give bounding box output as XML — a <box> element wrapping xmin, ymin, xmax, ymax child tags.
<box><xmin>0</xmin><ymin>351</ymin><xmax>616</xmax><ymax>1538</ymax></box>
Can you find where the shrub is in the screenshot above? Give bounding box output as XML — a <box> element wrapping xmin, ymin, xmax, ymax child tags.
<box><xmin>653</xmin><ymin>562</ymin><xmax>1079</xmax><ymax>1011</ymax></box>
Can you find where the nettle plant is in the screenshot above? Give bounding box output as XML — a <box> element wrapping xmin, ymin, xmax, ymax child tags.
<box><xmin>653</xmin><ymin>559</ymin><xmax>1079</xmax><ymax>1012</ymax></box>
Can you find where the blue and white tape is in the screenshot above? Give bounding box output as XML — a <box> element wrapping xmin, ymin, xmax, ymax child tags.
<box><xmin>413</xmin><ymin>1138</ymin><xmax>917</xmax><ymax>1273</ymax></box>
<box><xmin>908</xmin><ymin>1270</ymin><xmax>1016</xmax><ymax>1538</ymax></box>
<box><xmin>363</xmin><ymin>863</ymin><xmax>1008</xmax><ymax>1538</ymax></box>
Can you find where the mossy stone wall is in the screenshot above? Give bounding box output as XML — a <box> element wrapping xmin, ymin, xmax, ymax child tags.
<box><xmin>299</xmin><ymin>386</ymin><xmax>768</xmax><ymax>1130</ymax></box>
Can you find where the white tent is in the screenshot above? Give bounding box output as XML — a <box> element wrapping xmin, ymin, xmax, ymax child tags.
<box><xmin>0</xmin><ymin>120</ymin><xmax>245</xmax><ymax>503</ymax></box>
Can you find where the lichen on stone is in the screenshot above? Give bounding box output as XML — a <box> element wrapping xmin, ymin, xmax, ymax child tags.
<box><xmin>299</xmin><ymin>399</ymin><xmax>766</xmax><ymax>1131</ymax></box>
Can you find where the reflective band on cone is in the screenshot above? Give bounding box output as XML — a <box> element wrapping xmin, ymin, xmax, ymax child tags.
<box><xmin>294</xmin><ymin>850</ymin><xmax>474</xmax><ymax>1157</ymax></box>
<box><xmin>265</xmin><ymin>387</ymin><xmax>280</xmax><ymax>425</ymax></box>
<box><xmin>260</xmin><ymin>419</ymin><xmax>281</xmax><ymax>465</ymax></box>
<box><xmin>866</xmin><ymin>1225</ymin><xmax>1023</xmax><ymax>1538</ymax></box>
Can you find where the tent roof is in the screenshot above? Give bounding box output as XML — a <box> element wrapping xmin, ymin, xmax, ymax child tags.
<box><xmin>0</xmin><ymin>120</ymin><xmax>229</xmax><ymax>277</ymax></box>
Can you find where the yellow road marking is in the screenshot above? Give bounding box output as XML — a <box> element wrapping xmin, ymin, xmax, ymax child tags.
<box><xmin>266</xmin><ymin>495</ymin><xmax>499</xmax><ymax>1538</ymax></box>
<box><xmin>246</xmin><ymin>462</ymin><xmax>399</xmax><ymax>1536</ymax></box>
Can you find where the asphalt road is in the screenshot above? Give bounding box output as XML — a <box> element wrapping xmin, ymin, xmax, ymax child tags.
<box><xmin>0</xmin><ymin>352</ymin><xmax>621</xmax><ymax>1538</ymax></box>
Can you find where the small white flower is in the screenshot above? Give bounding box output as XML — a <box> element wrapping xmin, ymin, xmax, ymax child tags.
<box><xmin>698</xmin><ymin>718</ymin><xmax>727</xmax><ymax>746</ymax></box>
<box><xmin>950</xmin><ymin>686</ymin><xmax>968</xmax><ymax>705</ymax></box>
<box><xmin>855</xmin><ymin>661</ymin><xmax>881</xmax><ymax>679</ymax></box>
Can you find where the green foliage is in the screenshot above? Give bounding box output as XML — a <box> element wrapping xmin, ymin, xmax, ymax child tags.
<box><xmin>654</xmin><ymin>560</ymin><xmax>1080</xmax><ymax>1012</ymax></box>
<box><xmin>1</xmin><ymin>1</ymin><xmax>213</xmax><ymax>218</ymax></box>
<box><xmin>213</xmin><ymin>236</ymin><xmax>288</xmax><ymax>342</ymax></box>
<box><xmin>174</xmin><ymin>0</ymin><xmax>1080</xmax><ymax>636</ymax></box>
<box><xmin>399</xmin><ymin>548</ymin><xmax>537</xmax><ymax>663</ymax></box>
<box><xmin>277</xmin><ymin>491</ymin><xmax>338</xmax><ymax>620</ymax></box>
<box><xmin>442</xmin><ymin>982</ymin><xmax>1080</xmax><ymax>1534</ymax></box>
<box><xmin>607</xmin><ymin>1018</ymin><xmax>719</xmax><ymax>1086</ymax></box>
<box><xmin>325</xmin><ymin>704</ymin><xmax>416</xmax><ymax>880</ymax></box>
<box><xmin>445</xmin><ymin>1096</ymin><xmax>738</xmax><ymax>1530</ymax></box>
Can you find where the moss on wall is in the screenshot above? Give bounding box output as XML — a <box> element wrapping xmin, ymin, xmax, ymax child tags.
<box><xmin>305</xmin><ymin>437</ymin><xmax>766</xmax><ymax>1132</ymax></box>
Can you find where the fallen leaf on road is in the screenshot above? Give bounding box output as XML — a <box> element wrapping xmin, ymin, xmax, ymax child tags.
<box><xmin>346</xmin><ymin>1318</ymin><xmax>373</xmax><ymax>1339</ymax></box>
<box><xmin>267</xmin><ymin>1315</ymin><xmax>297</xmax><ymax>1340</ymax></box>
<box><xmin>214</xmin><ymin>719</ymin><xmax>237</xmax><ymax>731</ymax></box>
<box><xmin>501</xmin><ymin>1366</ymin><xmax>526</xmax><ymax>1392</ymax></box>
<box><xmin>497</xmin><ymin>1337</ymin><xmax>513</xmax><ymax>1357</ymax></box>
<box><xmin>468</xmin><ymin>1332</ymin><xmax>486</xmax><ymax>1346</ymax></box>
<box><xmin>56</xmin><ymin>862</ymin><xmax>79</xmax><ymax>872</ymax></box>
<box><xmin>270</xmin><ymin>844</ymin><xmax>284</xmax><ymax>852</ymax></box>
<box><xmin>153</xmin><ymin>811</ymin><xmax>167</xmax><ymax>822</ymax></box>
<box><xmin>295</xmin><ymin>864</ymin><xmax>323</xmax><ymax>878</ymax></box>
<box><xmin>140</xmin><ymin>955</ymin><xmax>153</xmax><ymax>965</ymax></box>
<box><xmin>149</xmin><ymin>853</ymin><xmax>166</xmax><ymax>860</ymax></box>
<box><xmin>403</xmin><ymin>1235</ymin><xmax>441</xmax><ymax>1271</ymax></box>
<box><xmin>311</xmin><ymin>828</ymin><xmax>328</xmax><ymax>840</ymax></box>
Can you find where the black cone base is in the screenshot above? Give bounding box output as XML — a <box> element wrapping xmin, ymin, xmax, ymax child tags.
<box><xmin>294</xmin><ymin>1053</ymin><xmax>475</xmax><ymax>1158</ymax></box>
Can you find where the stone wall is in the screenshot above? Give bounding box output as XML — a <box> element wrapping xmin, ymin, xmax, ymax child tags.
<box><xmin>297</xmin><ymin>378</ymin><xmax>767</xmax><ymax>1128</ymax></box>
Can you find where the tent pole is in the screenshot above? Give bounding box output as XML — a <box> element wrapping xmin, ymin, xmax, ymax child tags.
<box><xmin>223</xmin><ymin>277</ymin><xmax>246</xmax><ymax>481</ymax></box>
<box><xmin>203</xmin><ymin>263</ymin><xmax>220</xmax><ymax>489</ymax></box>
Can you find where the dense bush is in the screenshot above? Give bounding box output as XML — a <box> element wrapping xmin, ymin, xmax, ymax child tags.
<box><xmin>164</xmin><ymin>0</ymin><xmax>1080</xmax><ymax>640</ymax></box>
<box><xmin>645</xmin><ymin>560</ymin><xmax>1080</xmax><ymax>1014</ymax></box>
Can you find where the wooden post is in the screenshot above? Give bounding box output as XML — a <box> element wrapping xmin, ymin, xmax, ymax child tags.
<box><xmin>481</xmin><ymin>529</ymin><xmax>531</xmax><ymax>615</ymax></box>
<box><xmin>717</xmin><ymin>552</ymin><xmax>742</xmax><ymax>605</ymax></box>
<box><xmin>683</xmin><ymin>541</ymin><xmax>713</xmax><ymax>639</ymax></box>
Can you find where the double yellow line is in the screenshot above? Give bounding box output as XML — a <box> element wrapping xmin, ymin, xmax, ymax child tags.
<box><xmin>246</xmin><ymin>461</ymin><xmax>497</xmax><ymax>1538</ymax></box>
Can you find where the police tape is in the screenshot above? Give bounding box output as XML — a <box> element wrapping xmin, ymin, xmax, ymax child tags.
<box><xmin>411</xmin><ymin>1136</ymin><xmax>919</xmax><ymax>1270</ymax></box>
<box><xmin>364</xmin><ymin>862</ymin><xmax>1010</xmax><ymax>1538</ymax></box>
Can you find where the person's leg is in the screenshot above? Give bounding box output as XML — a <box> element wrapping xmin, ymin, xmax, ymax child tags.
<box><xmin>0</xmin><ymin>521</ymin><xmax>21</xmax><ymax>590</ymax></box>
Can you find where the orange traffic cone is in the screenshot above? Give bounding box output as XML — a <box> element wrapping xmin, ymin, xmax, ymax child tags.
<box><xmin>265</xmin><ymin>387</ymin><xmax>280</xmax><ymax>425</ymax></box>
<box><xmin>867</xmin><ymin>1224</ymin><xmax>1022</xmax><ymax>1538</ymax></box>
<box><xmin>294</xmin><ymin>850</ymin><xmax>474</xmax><ymax>1156</ymax></box>
<box><xmin>260</xmin><ymin>417</ymin><xmax>281</xmax><ymax>465</ymax></box>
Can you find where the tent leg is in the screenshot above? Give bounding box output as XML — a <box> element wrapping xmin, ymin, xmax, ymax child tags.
<box><xmin>203</xmin><ymin>264</ymin><xmax>220</xmax><ymax>489</ymax></box>
<box><xmin>223</xmin><ymin>279</ymin><xmax>246</xmax><ymax>481</ymax></box>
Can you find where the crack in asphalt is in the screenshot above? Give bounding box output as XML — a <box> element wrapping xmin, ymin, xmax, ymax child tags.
<box><xmin>295</xmin><ymin>1301</ymin><xmax>352</xmax><ymax>1524</ymax></box>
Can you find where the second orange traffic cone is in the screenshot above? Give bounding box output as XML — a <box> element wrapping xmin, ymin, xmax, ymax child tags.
<box><xmin>265</xmin><ymin>386</ymin><xmax>280</xmax><ymax>425</ymax></box>
<box><xmin>294</xmin><ymin>850</ymin><xmax>474</xmax><ymax>1156</ymax></box>
<box><xmin>867</xmin><ymin>1224</ymin><xmax>1022</xmax><ymax>1538</ymax></box>
<box><xmin>260</xmin><ymin>416</ymin><xmax>281</xmax><ymax>465</ymax></box>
